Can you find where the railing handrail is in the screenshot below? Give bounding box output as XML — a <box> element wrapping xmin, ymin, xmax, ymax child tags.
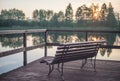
<box><xmin>0</xmin><ymin>29</ymin><xmax>47</xmax><ymax>35</ymax></box>
<box><xmin>0</xmin><ymin>29</ymin><xmax>120</xmax><ymax>35</ymax></box>
<box><xmin>47</xmin><ymin>29</ymin><xmax>120</xmax><ymax>33</ymax></box>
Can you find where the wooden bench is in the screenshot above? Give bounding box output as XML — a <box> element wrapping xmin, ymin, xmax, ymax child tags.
<box><xmin>40</xmin><ymin>40</ymin><xmax>105</xmax><ymax>80</ymax></box>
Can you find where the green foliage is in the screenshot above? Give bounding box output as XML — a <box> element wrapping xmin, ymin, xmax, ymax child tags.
<box><xmin>65</xmin><ymin>3</ymin><xmax>73</xmax><ymax>21</ymax></box>
<box><xmin>32</xmin><ymin>9</ymin><xmax>53</xmax><ymax>22</ymax></box>
<box><xmin>0</xmin><ymin>2</ymin><xmax>118</xmax><ymax>29</ymax></box>
<box><xmin>75</xmin><ymin>7</ymin><xmax>82</xmax><ymax>21</ymax></box>
<box><xmin>0</xmin><ymin>8</ymin><xmax>25</xmax><ymax>20</ymax></box>
<box><xmin>106</xmin><ymin>2</ymin><xmax>117</xmax><ymax>27</ymax></box>
<box><xmin>106</xmin><ymin>13</ymin><xmax>117</xmax><ymax>27</ymax></box>
<box><xmin>33</xmin><ymin>9</ymin><xmax>39</xmax><ymax>20</ymax></box>
<box><xmin>46</xmin><ymin>10</ymin><xmax>54</xmax><ymax>21</ymax></box>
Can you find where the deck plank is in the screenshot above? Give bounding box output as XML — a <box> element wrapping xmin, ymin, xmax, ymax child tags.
<box><xmin>0</xmin><ymin>59</ymin><xmax>120</xmax><ymax>81</ymax></box>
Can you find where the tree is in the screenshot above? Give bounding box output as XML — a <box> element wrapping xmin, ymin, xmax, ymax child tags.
<box><xmin>33</xmin><ymin>9</ymin><xmax>39</xmax><ymax>21</ymax></box>
<box><xmin>75</xmin><ymin>7</ymin><xmax>82</xmax><ymax>21</ymax></box>
<box><xmin>51</xmin><ymin>13</ymin><xmax>59</xmax><ymax>26</ymax></box>
<box><xmin>15</xmin><ymin>9</ymin><xmax>25</xmax><ymax>20</ymax></box>
<box><xmin>39</xmin><ymin>9</ymin><xmax>47</xmax><ymax>21</ymax></box>
<box><xmin>46</xmin><ymin>10</ymin><xmax>53</xmax><ymax>21</ymax></box>
<box><xmin>50</xmin><ymin>11</ymin><xmax>65</xmax><ymax>27</ymax></box>
<box><xmin>106</xmin><ymin>2</ymin><xmax>117</xmax><ymax>27</ymax></box>
<box><xmin>0</xmin><ymin>8</ymin><xmax>25</xmax><ymax>20</ymax></box>
<box><xmin>0</xmin><ymin>9</ymin><xmax>10</xmax><ymax>19</ymax></box>
<box><xmin>90</xmin><ymin>3</ymin><xmax>101</xmax><ymax>21</ymax></box>
<box><xmin>75</xmin><ymin>4</ymin><xmax>92</xmax><ymax>26</ymax></box>
<box><xmin>65</xmin><ymin>3</ymin><xmax>73</xmax><ymax>21</ymax></box>
<box><xmin>57</xmin><ymin>11</ymin><xmax>65</xmax><ymax>22</ymax></box>
<box><xmin>101</xmin><ymin>3</ymin><xmax>107</xmax><ymax>21</ymax></box>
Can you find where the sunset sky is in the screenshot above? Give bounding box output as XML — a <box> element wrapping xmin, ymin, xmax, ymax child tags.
<box><xmin>0</xmin><ymin>0</ymin><xmax>120</xmax><ymax>18</ymax></box>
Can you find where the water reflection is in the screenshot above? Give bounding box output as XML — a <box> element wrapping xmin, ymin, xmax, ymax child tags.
<box><xmin>0</xmin><ymin>32</ymin><xmax>120</xmax><ymax>57</ymax></box>
<box><xmin>0</xmin><ymin>34</ymin><xmax>23</xmax><ymax>48</ymax></box>
<box><xmin>31</xmin><ymin>33</ymin><xmax>45</xmax><ymax>45</ymax></box>
<box><xmin>100</xmin><ymin>48</ymin><xmax>112</xmax><ymax>57</ymax></box>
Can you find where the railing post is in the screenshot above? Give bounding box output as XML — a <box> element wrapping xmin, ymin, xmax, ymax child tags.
<box><xmin>65</xmin><ymin>35</ymin><xmax>67</xmax><ymax>43</ymax></box>
<box><xmin>44</xmin><ymin>30</ymin><xmax>47</xmax><ymax>57</ymax></box>
<box><xmin>85</xmin><ymin>32</ymin><xmax>88</xmax><ymax>41</ymax></box>
<box><xmin>23</xmin><ymin>33</ymin><xmax>27</xmax><ymax>66</ymax></box>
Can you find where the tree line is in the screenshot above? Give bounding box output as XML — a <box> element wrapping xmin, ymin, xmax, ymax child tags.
<box><xmin>0</xmin><ymin>2</ymin><xmax>118</xmax><ymax>28</ymax></box>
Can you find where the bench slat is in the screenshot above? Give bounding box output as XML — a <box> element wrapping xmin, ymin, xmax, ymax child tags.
<box><xmin>56</xmin><ymin>46</ymin><xmax>98</xmax><ymax>53</ymax></box>
<box><xmin>57</xmin><ymin>43</ymin><xmax>98</xmax><ymax>49</ymax></box>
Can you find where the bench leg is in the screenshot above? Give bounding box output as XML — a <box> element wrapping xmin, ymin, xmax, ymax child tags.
<box><xmin>56</xmin><ymin>63</ymin><xmax>65</xmax><ymax>81</ymax></box>
<box><xmin>94</xmin><ymin>56</ymin><xmax>97</xmax><ymax>72</ymax></box>
<box><xmin>61</xmin><ymin>63</ymin><xmax>64</xmax><ymax>81</ymax></box>
<box><xmin>57</xmin><ymin>63</ymin><xmax>60</xmax><ymax>72</ymax></box>
<box><xmin>90</xmin><ymin>57</ymin><xmax>94</xmax><ymax>68</ymax></box>
<box><xmin>90</xmin><ymin>57</ymin><xmax>97</xmax><ymax>72</ymax></box>
<box><xmin>47</xmin><ymin>63</ymin><xmax>65</xmax><ymax>81</ymax></box>
<box><xmin>81</xmin><ymin>57</ymin><xmax>97</xmax><ymax>71</ymax></box>
<box><xmin>81</xmin><ymin>58</ymin><xmax>87</xmax><ymax>69</ymax></box>
<box><xmin>48</xmin><ymin>64</ymin><xmax>54</xmax><ymax>76</ymax></box>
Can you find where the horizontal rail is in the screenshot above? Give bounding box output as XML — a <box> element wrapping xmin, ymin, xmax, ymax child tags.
<box><xmin>0</xmin><ymin>29</ymin><xmax>47</xmax><ymax>35</ymax></box>
<box><xmin>0</xmin><ymin>48</ymin><xmax>25</xmax><ymax>57</ymax></box>
<box><xmin>0</xmin><ymin>29</ymin><xmax>120</xmax><ymax>35</ymax></box>
<box><xmin>0</xmin><ymin>43</ymin><xmax>45</xmax><ymax>57</ymax></box>
<box><xmin>47</xmin><ymin>29</ymin><xmax>120</xmax><ymax>33</ymax></box>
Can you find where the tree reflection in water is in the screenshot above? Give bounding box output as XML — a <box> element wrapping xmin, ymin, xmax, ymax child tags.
<box><xmin>0</xmin><ymin>32</ymin><xmax>119</xmax><ymax>57</ymax></box>
<box><xmin>0</xmin><ymin>34</ymin><xmax>23</xmax><ymax>48</ymax></box>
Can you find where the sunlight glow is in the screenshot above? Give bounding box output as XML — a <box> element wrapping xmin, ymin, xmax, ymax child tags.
<box><xmin>93</xmin><ymin>11</ymin><xmax>101</xmax><ymax>20</ymax></box>
<box><xmin>92</xmin><ymin>37</ymin><xmax>97</xmax><ymax>41</ymax></box>
<box><xmin>94</xmin><ymin>13</ymin><xmax>98</xmax><ymax>17</ymax></box>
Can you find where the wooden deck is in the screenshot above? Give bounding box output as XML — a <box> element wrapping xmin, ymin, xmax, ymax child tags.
<box><xmin>0</xmin><ymin>59</ymin><xmax>120</xmax><ymax>81</ymax></box>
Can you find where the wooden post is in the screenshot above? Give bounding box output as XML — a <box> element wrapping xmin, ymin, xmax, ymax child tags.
<box><xmin>44</xmin><ymin>31</ymin><xmax>47</xmax><ymax>57</ymax></box>
<box><xmin>85</xmin><ymin>32</ymin><xmax>88</xmax><ymax>41</ymax></box>
<box><xmin>23</xmin><ymin>33</ymin><xmax>27</xmax><ymax>66</ymax></box>
<box><xmin>116</xmin><ymin>13</ymin><xmax>120</xmax><ymax>30</ymax></box>
<box><xmin>65</xmin><ymin>35</ymin><xmax>67</xmax><ymax>43</ymax></box>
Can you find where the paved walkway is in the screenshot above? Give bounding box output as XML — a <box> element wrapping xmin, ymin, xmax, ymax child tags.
<box><xmin>0</xmin><ymin>59</ymin><xmax>120</xmax><ymax>81</ymax></box>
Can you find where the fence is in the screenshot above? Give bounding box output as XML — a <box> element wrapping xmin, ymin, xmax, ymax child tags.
<box><xmin>0</xmin><ymin>29</ymin><xmax>120</xmax><ymax>66</ymax></box>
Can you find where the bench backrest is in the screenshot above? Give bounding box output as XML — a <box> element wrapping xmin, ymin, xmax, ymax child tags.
<box><xmin>52</xmin><ymin>41</ymin><xmax>102</xmax><ymax>64</ymax></box>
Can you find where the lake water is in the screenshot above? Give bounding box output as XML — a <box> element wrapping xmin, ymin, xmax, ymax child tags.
<box><xmin>0</xmin><ymin>33</ymin><xmax>120</xmax><ymax>75</ymax></box>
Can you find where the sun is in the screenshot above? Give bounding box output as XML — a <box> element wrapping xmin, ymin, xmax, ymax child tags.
<box><xmin>94</xmin><ymin>13</ymin><xmax>98</xmax><ymax>17</ymax></box>
<box><xmin>93</xmin><ymin>12</ymin><xmax>99</xmax><ymax>20</ymax></box>
<box><xmin>93</xmin><ymin>12</ymin><xmax>100</xmax><ymax>20</ymax></box>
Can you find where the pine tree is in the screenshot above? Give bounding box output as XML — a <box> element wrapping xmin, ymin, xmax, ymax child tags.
<box><xmin>101</xmin><ymin>3</ymin><xmax>107</xmax><ymax>21</ymax></box>
<box><xmin>65</xmin><ymin>3</ymin><xmax>73</xmax><ymax>21</ymax></box>
<box><xmin>106</xmin><ymin>2</ymin><xmax>117</xmax><ymax>27</ymax></box>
